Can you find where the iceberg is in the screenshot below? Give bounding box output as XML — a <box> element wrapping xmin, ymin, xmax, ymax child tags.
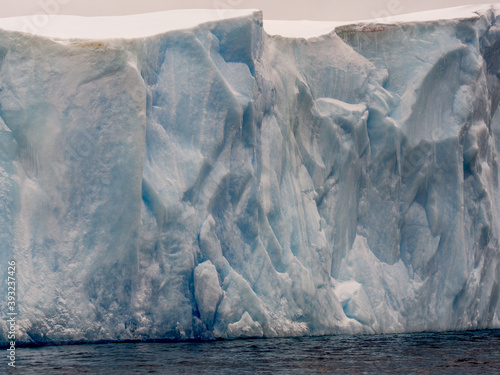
<box><xmin>0</xmin><ymin>5</ymin><xmax>499</xmax><ymax>345</ymax></box>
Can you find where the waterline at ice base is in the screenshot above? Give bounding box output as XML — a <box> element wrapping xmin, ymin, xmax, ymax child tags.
<box><xmin>0</xmin><ymin>4</ymin><xmax>499</xmax><ymax>345</ymax></box>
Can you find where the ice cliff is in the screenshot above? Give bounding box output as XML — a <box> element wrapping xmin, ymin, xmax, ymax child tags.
<box><xmin>0</xmin><ymin>5</ymin><xmax>499</xmax><ymax>345</ymax></box>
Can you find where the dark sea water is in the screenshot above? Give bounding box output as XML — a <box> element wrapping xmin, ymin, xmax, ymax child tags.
<box><xmin>5</xmin><ymin>330</ymin><xmax>500</xmax><ymax>374</ymax></box>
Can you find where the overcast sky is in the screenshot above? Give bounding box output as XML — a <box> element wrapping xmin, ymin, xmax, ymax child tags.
<box><xmin>0</xmin><ymin>0</ymin><xmax>493</xmax><ymax>21</ymax></box>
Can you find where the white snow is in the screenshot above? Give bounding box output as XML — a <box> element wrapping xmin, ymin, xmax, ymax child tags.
<box><xmin>263</xmin><ymin>20</ymin><xmax>347</xmax><ymax>39</ymax></box>
<box><xmin>0</xmin><ymin>9</ymin><xmax>257</xmax><ymax>39</ymax></box>
<box><xmin>0</xmin><ymin>5</ymin><xmax>496</xmax><ymax>40</ymax></box>
<box><xmin>264</xmin><ymin>4</ymin><xmax>498</xmax><ymax>38</ymax></box>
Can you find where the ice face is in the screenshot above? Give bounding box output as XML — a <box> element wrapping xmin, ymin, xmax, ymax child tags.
<box><xmin>0</xmin><ymin>6</ymin><xmax>499</xmax><ymax>345</ymax></box>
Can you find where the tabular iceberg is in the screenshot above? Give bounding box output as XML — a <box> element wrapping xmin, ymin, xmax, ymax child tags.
<box><xmin>0</xmin><ymin>5</ymin><xmax>499</xmax><ymax>345</ymax></box>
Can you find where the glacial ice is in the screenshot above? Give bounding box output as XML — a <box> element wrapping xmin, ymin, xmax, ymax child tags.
<box><xmin>0</xmin><ymin>5</ymin><xmax>499</xmax><ymax>345</ymax></box>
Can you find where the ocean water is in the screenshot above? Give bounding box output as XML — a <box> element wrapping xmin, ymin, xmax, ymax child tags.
<box><xmin>5</xmin><ymin>330</ymin><xmax>500</xmax><ymax>374</ymax></box>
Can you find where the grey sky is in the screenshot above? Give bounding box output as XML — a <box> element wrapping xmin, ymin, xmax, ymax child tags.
<box><xmin>0</xmin><ymin>0</ymin><xmax>493</xmax><ymax>21</ymax></box>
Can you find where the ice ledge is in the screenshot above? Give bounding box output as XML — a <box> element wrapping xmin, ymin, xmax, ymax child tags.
<box><xmin>0</xmin><ymin>9</ymin><xmax>259</xmax><ymax>40</ymax></box>
<box><xmin>265</xmin><ymin>4</ymin><xmax>500</xmax><ymax>38</ymax></box>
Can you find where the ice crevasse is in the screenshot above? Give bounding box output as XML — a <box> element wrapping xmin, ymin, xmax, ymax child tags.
<box><xmin>0</xmin><ymin>5</ymin><xmax>499</xmax><ymax>345</ymax></box>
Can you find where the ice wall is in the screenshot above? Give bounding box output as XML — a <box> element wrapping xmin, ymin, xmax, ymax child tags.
<box><xmin>0</xmin><ymin>6</ymin><xmax>499</xmax><ymax>345</ymax></box>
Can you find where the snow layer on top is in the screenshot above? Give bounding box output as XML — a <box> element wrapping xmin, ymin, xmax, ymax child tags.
<box><xmin>0</xmin><ymin>9</ymin><xmax>257</xmax><ymax>39</ymax></box>
<box><xmin>264</xmin><ymin>4</ymin><xmax>499</xmax><ymax>38</ymax></box>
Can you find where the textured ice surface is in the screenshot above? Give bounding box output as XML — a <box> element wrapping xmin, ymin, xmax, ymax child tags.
<box><xmin>0</xmin><ymin>5</ymin><xmax>500</xmax><ymax>345</ymax></box>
